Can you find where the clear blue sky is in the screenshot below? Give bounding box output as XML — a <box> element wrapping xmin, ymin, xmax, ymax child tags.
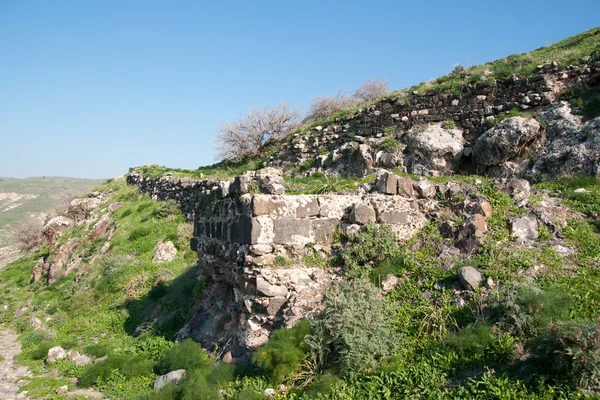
<box><xmin>1</xmin><ymin>1</ymin><xmax>598</xmax><ymax>179</ymax></box>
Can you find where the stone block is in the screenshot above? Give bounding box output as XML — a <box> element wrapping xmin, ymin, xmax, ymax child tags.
<box><xmin>296</xmin><ymin>197</ymin><xmax>320</xmax><ymax>218</ymax></box>
<box><xmin>252</xmin><ymin>196</ymin><xmax>286</xmax><ymax>216</ymax></box>
<box><xmin>397</xmin><ymin>176</ymin><xmax>414</xmax><ymax>197</ymax></box>
<box><xmin>273</xmin><ymin>218</ymin><xmax>312</xmax><ymax>245</ymax></box>
<box><xmin>350</xmin><ymin>202</ymin><xmax>376</xmax><ymax>224</ymax></box>
<box><xmin>376</xmin><ymin>171</ymin><xmax>398</xmax><ymax>195</ymax></box>
<box><xmin>256</xmin><ymin>276</ymin><xmax>289</xmax><ymax>297</ymax></box>
<box><xmin>311</xmin><ymin>218</ymin><xmax>340</xmax><ymax>243</ymax></box>
<box><xmin>379</xmin><ymin>210</ymin><xmax>409</xmax><ymax>225</ymax></box>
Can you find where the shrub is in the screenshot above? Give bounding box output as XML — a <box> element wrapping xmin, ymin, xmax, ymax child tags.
<box><xmin>12</xmin><ymin>218</ymin><xmax>44</xmax><ymax>253</ymax></box>
<box><xmin>339</xmin><ymin>223</ymin><xmax>401</xmax><ymax>278</ymax></box>
<box><xmin>305</xmin><ymin>279</ymin><xmax>398</xmax><ymax>374</ymax></box>
<box><xmin>128</xmin><ymin>227</ymin><xmax>152</xmax><ymax>241</ymax></box>
<box><xmin>155</xmin><ymin>339</ymin><xmax>212</xmax><ymax>375</ymax></box>
<box><xmin>380</xmin><ymin>135</ymin><xmax>399</xmax><ymax>152</ymax></box>
<box><xmin>306</xmin><ymin>90</ymin><xmax>352</xmax><ymax>122</ymax></box>
<box><xmin>79</xmin><ymin>355</ymin><xmax>153</xmax><ymax>387</ymax></box>
<box><xmin>82</xmin><ymin>344</ymin><xmax>107</xmax><ymax>359</ymax></box>
<box><xmin>352</xmin><ymin>78</ymin><xmax>389</xmax><ymax>103</ymax></box>
<box><xmin>253</xmin><ymin>320</ymin><xmax>312</xmax><ymax>382</ymax></box>
<box><xmin>529</xmin><ymin>319</ymin><xmax>600</xmax><ymax>391</ymax></box>
<box><xmin>306</xmin><ymin>374</ymin><xmax>341</xmax><ymax>397</ymax></box>
<box><xmin>216</xmin><ymin>101</ymin><xmax>301</xmax><ymax>161</ymax></box>
<box><xmin>441</xmin><ymin>120</ymin><xmax>457</xmax><ymax>130</ymax></box>
<box><xmin>489</xmin><ymin>283</ymin><xmax>571</xmax><ymax>337</ymax></box>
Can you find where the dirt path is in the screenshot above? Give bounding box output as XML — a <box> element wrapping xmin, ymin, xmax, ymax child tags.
<box><xmin>0</xmin><ymin>328</ymin><xmax>31</xmax><ymax>399</ymax></box>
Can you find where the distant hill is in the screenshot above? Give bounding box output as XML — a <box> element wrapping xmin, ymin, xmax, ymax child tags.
<box><xmin>0</xmin><ymin>176</ymin><xmax>104</xmax><ymax>268</ymax></box>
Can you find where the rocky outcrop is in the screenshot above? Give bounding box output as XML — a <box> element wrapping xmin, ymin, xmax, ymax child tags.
<box><xmin>42</xmin><ymin>216</ymin><xmax>73</xmax><ymax>247</ymax></box>
<box><xmin>473</xmin><ymin>117</ymin><xmax>541</xmax><ymax>170</ymax></box>
<box><xmin>405</xmin><ymin>124</ymin><xmax>465</xmax><ymax>175</ymax></box>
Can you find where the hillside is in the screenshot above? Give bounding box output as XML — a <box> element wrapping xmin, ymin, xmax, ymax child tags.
<box><xmin>0</xmin><ymin>27</ymin><xmax>599</xmax><ymax>400</ymax></box>
<box><xmin>0</xmin><ymin>177</ymin><xmax>104</xmax><ymax>268</ymax></box>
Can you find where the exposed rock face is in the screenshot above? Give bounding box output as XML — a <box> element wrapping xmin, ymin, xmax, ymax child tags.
<box><xmin>154</xmin><ymin>369</ymin><xmax>186</xmax><ymax>390</ymax></box>
<box><xmin>530</xmin><ymin>116</ymin><xmax>600</xmax><ymax>181</ymax></box>
<box><xmin>69</xmin><ymin>197</ymin><xmax>103</xmax><ymax>222</ymax></box>
<box><xmin>473</xmin><ymin>117</ymin><xmax>541</xmax><ymax>169</ymax></box>
<box><xmin>152</xmin><ymin>241</ymin><xmax>177</xmax><ymax>263</ymax></box>
<box><xmin>42</xmin><ymin>216</ymin><xmax>73</xmax><ymax>247</ymax></box>
<box><xmin>405</xmin><ymin>124</ymin><xmax>465</xmax><ymax>175</ymax></box>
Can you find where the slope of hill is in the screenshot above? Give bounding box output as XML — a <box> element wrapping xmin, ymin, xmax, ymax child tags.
<box><xmin>0</xmin><ymin>177</ymin><xmax>104</xmax><ymax>268</ymax></box>
<box><xmin>0</xmin><ymin>27</ymin><xmax>599</xmax><ymax>400</ymax></box>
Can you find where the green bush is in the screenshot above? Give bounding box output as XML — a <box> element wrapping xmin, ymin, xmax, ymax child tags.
<box><xmin>253</xmin><ymin>320</ymin><xmax>312</xmax><ymax>382</ymax></box>
<box><xmin>129</xmin><ymin>227</ymin><xmax>152</xmax><ymax>241</ymax></box>
<box><xmin>445</xmin><ymin>325</ymin><xmax>494</xmax><ymax>356</ymax></box>
<box><xmin>306</xmin><ymin>374</ymin><xmax>341</xmax><ymax>397</ymax></box>
<box><xmin>441</xmin><ymin>120</ymin><xmax>457</xmax><ymax>130</ymax></box>
<box><xmin>155</xmin><ymin>339</ymin><xmax>212</xmax><ymax>375</ymax></box>
<box><xmin>380</xmin><ymin>135</ymin><xmax>399</xmax><ymax>152</ymax></box>
<box><xmin>84</xmin><ymin>344</ymin><xmax>109</xmax><ymax>358</ymax></box>
<box><xmin>339</xmin><ymin>223</ymin><xmax>401</xmax><ymax>278</ymax></box>
<box><xmin>79</xmin><ymin>355</ymin><xmax>153</xmax><ymax>387</ymax></box>
<box><xmin>306</xmin><ymin>279</ymin><xmax>398</xmax><ymax>374</ymax></box>
<box><xmin>30</xmin><ymin>342</ymin><xmax>54</xmax><ymax>360</ymax></box>
<box><xmin>529</xmin><ymin>320</ymin><xmax>600</xmax><ymax>391</ymax></box>
<box><xmin>489</xmin><ymin>283</ymin><xmax>571</xmax><ymax>337</ymax></box>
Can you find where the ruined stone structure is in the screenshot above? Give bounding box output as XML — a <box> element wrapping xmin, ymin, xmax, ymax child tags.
<box><xmin>273</xmin><ymin>61</ymin><xmax>600</xmax><ymax>178</ymax></box>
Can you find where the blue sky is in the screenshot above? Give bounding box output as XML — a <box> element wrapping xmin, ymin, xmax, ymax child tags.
<box><xmin>1</xmin><ymin>1</ymin><xmax>598</xmax><ymax>179</ymax></box>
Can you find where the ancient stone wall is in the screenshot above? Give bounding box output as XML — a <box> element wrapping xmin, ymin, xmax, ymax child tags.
<box><xmin>274</xmin><ymin>62</ymin><xmax>600</xmax><ymax>174</ymax></box>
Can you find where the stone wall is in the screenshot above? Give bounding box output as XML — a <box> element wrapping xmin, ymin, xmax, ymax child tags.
<box><xmin>273</xmin><ymin>61</ymin><xmax>600</xmax><ymax>176</ymax></box>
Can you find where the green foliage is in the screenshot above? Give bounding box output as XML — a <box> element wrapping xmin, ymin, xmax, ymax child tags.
<box><xmin>79</xmin><ymin>355</ymin><xmax>153</xmax><ymax>387</ymax></box>
<box><xmin>155</xmin><ymin>339</ymin><xmax>212</xmax><ymax>375</ymax></box>
<box><xmin>489</xmin><ymin>283</ymin><xmax>571</xmax><ymax>337</ymax></box>
<box><xmin>534</xmin><ymin>175</ymin><xmax>600</xmax><ymax>215</ymax></box>
<box><xmin>441</xmin><ymin>120</ymin><xmax>457</xmax><ymax>130</ymax></box>
<box><xmin>380</xmin><ymin>135</ymin><xmax>399</xmax><ymax>152</ymax></box>
<box><xmin>339</xmin><ymin>223</ymin><xmax>401</xmax><ymax>278</ymax></box>
<box><xmin>299</xmin><ymin>157</ymin><xmax>316</xmax><ymax>171</ymax></box>
<box><xmin>253</xmin><ymin>320</ymin><xmax>312</xmax><ymax>382</ymax></box>
<box><xmin>562</xmin><ymin>86</ymin><xmax>600</xmax><ymax>119</ymax></box>
<box><xmin>483</xmin><ymin>108</ymin><xmax>532</xmax><ymax>129</ymax></box>
<box><xmin>530</xmin><ymin>319</ymin><xmax>600</xmax><ymax>391</ymax></box>
<box><xmin>306</xmin><ymin>279</ymin><xmax>398</xmax><ymax>374</ymax></box>
<box><xmin>284</xmin><ymin>172</ymin><xmax>362</xmax><ymax>195</ymax></box>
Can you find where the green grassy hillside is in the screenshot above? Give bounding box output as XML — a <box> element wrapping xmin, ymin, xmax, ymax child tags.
<box><xmin>0</xmin><ymin>177</ymin><xmax>104</xmax><ymax>267</ymax></box>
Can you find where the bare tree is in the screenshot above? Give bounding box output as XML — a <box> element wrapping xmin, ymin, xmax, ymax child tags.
<box><xmin>352</xmin><ymin>78</ymin><xmax>389</xmax><ymax>103</ymax></box>
<box><xmin>216</xmin><ymin>101</ymin><xmax>302</xmax><ymax>160</ymax></box>
<box><xmin>12</xmin><ymin>218</ymin><xmax>44</xmax><ymax>253</ymax></box>
<box><xmin>306</xmin><ymin>89</ymin><xmax>352</xmax><ymax>122</ymax></box>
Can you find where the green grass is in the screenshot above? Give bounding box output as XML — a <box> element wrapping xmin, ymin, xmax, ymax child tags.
<box><xmin>132</xmin><ymin>158</ymin><xmax>264</xmax><ymax>180</ymax></box>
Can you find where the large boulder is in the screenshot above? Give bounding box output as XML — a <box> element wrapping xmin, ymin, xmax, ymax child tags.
<box><xmin>473</xmin><ymin>117</ymin><xmax>540</xmax><ymax>168</ymax></box>
<box><xmin>405</xmin><ymin>124</ymin><xmax>465</xmax><ymax>175</ymax></box>
<box><xmin>42</xmin><ymin>216</ymin><xmax>73</xmax><ymax>247</ymax></box>
<box><xmin>539</xmin><ymin>102</ymin><xmax>582</xmax><ymax>141</ymax></box>
<box><xmin>529</xmin><ymin>116</ymin><xmax>600</xmax><ymax>181</ymax></box>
